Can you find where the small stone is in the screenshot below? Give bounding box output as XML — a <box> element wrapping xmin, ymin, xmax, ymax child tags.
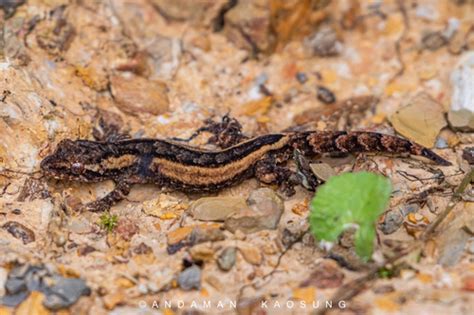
<box><xmin>36</xmin><ymin>7</ymin><xmax>75</xmax><ymax>56</ymax></box>
<box><xmin>379</xmin><ymin>211</ymin><xmax>404</xmax><ymax>235</ymax></box>
<box><xmin>205</xmin><ymin>275</ymin><xmax>224</xmax><ymax>291</ymax></box>
<box><xmin>66</xmin><ymin>217</ymin><xmax>92</xmax><ymax>234</ymax></box>
<box><xmin>300</xmin><ymin>260</ymin><xmax>344</xmax><ymax>288</ymax></box>
<box><xmin>167</xmin><ymin>224</ymin><xmax>224</xmax><ymax>254</ymax></box>
<box><xmin>390</xmin><ymin>93</ymin><xmax>447</xmax><ymax>147</ymax></box>
<box><xmin>42</xmin><ymin>277</ymin><xmax>90</xmax><ymax>310</ymax></box>
<box><xmin>238</xmin><ymin>245</ymin><xmax>262</xmax><ymax>266</ymax></box>
<box><xmin>373</xmin><ymin>285</ymin><xmax>395</xmax><ymax>294</ymax></box>
<box><xmin>317</xmin><ymin>86</ymin><xmax>336</xmax><ymax>104</ymax></box>
<box><xmin>421</xmin><ymin>31</ymin><xmax>448</xmax><ymax>51</ymax></box>
<box><xmin>0</xmin><ymin>0</ymin><xmax>25</xmax><ymax>18</ymax></box>
<box><xmin>178</xmin><ymin>265</ymin><xmax>201</xmax><ymax>291</ymax></box>
<box><xmin>435</xmin><ymin>136</ymin><xmax>448</xmax><ymax>149</ymax></box>
<box><xmin>143</xmin><ymin>194</ymin><xmax>187</xmax><ymax>218</ymax></box>
<box><xmin>77</xmin><ymin>245</ymin><xmax>96</xmax><ymax>256</ymax></box>
<box><xmin>115</xmin><ymin>218</ymin><xmax>139</xmax><ymax>241</ymax></box>
<box><xmin>190</xmin><ymin>197</ymin><xmax>247</xmax><ymax>222</ymax></box>
<box><xmin>137</xmin><ymin>283</ymin><xmax>148</xmax><ymax>294</ymax></box>
<box><xmin>296</xmin><ymin>72</ymin><xmax>308</xmax><ymax>84</ymax></box>
<box><xmin>438</xmin><ymin>214</ymin><xmax>471</xmax><ymax>266</ymax></box>
<box><xmin>222</xmin><ymin>1</ymin><xmax>271</xmax><ymax>52</ymax></box>
<box><xmin>304</xmin><ymin>24</ymin><xmax>342</xmax><ymax>57</ymax></box>
<box><xmin>2</xmin><ymin>221</ymin><xmax>35</xmax><ymax>244</ymax></box>
<box><xmin>309</xmin><ymin>162</ymin><xmax>337</xmax><ymax>181</ymax></box>
<box><xmin>110</xmin><ymin>75</ymin><xmax>169</xmax><ymax>116</ymax></box>
<box><xmin>167</xmin><ymin>226</ymin><xmax>194</xmax><ymax>246</ymax></box>
<box><xmin>291</xmin><ymin>201</ymin><xmax>308</xmax><ymax>216</ymax></box>
<box><xmin>189</xmin><ymin>244</ymin><xmax>215</xmax><ymax>262</ymax></box>
<box><xmin>448</xmin><ymin>52</ymin><xmax>474</xmax><ymax>131</ymax></box>
<box><xmin>187</xmin><ymin>225</ymin><xmax>226</xmax><ymax>246</ymax></box>
<box><xmin>462</xmin><ymin>147</ymin><xmax>474</xmax><ymax>164</ymax></box>
<box><xmin>132</xmin><ymin>243</ymin><xmax>152</xmax><ymax>255</ymax></box>
<box><xmin>224</xmin><ymin>188</ymin><xmax>284</xmax><ymax>234</ymax></box>
<box><xmin>281</xmin><ymin>220</ymin><xmax>309</xmax><ymax>248</ymax></box>
<box><xmin>103</xmin><ymin>290</ymin><xmax>125</xmax><ymax>310</ymax></box>
<box><xmin>217</xmin><ymin>247</ymin><xmax>237</xmax><ymax>271</ymax></box>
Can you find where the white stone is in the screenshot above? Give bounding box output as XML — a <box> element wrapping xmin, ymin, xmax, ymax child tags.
<box><xmin>449</xmin><ymin>52</ymin><xmax>474</xmax><ymax>130</ymax></box>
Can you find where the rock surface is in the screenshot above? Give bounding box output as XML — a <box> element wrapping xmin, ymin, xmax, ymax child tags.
<box><xmin>224</xmin><ymin>188</ymin><xmax>284</xmax><ymax>234</ymax></box>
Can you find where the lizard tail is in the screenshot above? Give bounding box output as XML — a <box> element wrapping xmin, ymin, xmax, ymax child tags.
<box><xmin>303</xmin><ymin>131</ymin><xmax>451</xmax><ymax>166</ymax></box>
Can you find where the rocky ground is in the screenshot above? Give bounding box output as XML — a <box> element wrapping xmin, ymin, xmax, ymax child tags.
<box><xmin>0</xmin><ymin>0</ymin><xmax>473</xmax><ymax>314</ymax></box>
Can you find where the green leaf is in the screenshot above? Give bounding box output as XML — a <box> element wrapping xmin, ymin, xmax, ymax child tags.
<box><xmin>309</xmin><ymin>172</ymin><xmax>392</xmax><ymax>261</ymax></box>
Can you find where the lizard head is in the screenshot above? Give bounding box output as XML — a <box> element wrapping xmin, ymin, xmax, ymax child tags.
<box><xmin>40</xmin><ymin>139</ymin><xmax>107</xmax><ymax>182</ymax></box>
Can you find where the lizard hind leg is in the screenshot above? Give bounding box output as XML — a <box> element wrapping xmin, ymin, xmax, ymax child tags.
<box><xmin>254</xmin><ymin>150</ymin><xmax>302</xmax><ymax>196</ymax></box>
<box><xmin>81</xmin><ymin>180</ymin><xmax>131</xmax><ymax>212</ymax></box>
<box><xmin>171</xmin><ymin>115</ymin><xmax>248</xmax><ymax>149</ymax></box>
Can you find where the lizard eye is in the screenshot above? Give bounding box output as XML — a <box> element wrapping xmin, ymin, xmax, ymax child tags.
<box><xmin>71</xmin><ymin>162</ymin><xmax>84</xmax><ymax>174</ymax></box>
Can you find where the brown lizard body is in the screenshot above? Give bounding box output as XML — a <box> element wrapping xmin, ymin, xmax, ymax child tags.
<box><xmin>41</xmin><ymin>127</ymin><xmax>450</xmax><ymax>212</ymax></box>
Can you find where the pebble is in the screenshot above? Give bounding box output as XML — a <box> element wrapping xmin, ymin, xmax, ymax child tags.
<box><xmin>189</xmin><ymin>243</ymin><xmax>215</xmax><ymax>262</ymax></box>
<box><xmin>309</xmin><ymin>162</ymin><xmax>336</xmax><ymax>181</ymax></box>
<box><xmin>2</xmin><ymin>221</ymin><xmax>35</xmax><ymax>244</ymax></box>
<box><xmin>66</xmin><ymin>217</ymin><xmax>92</xmax><ymax>234</ymax></box>
<box><xmin>379</xmin><ymin>211</ymin><xmax>404</xmax><ymax>235</ymax></box>
<box><xmin>190</xmin><ymin>197</ymin><xmax>247</xmax><ymax>222</ymax></box>
<box><xmin>304</xmin><ymin>24</ymin><xmax>342</xmax><ymax>57</ymax></box>
<box><xmin>238</xmin><ymin>244</ymin><xmax>262</xmax><ymax>266</ymax></box>
<box><xmin>0</xmin><ymin>264</ymin><xmax>90</xmax><ymax>309</ymax></box>
<box><xmin>143</xmin><ymin>194</ymin><xmax>187</xmax><ymax>219</ymax></box>
<box><xmin>103</xmin><ymin>290</ymin><xmax>125</xmax><ymax>310</ymax></box>
<box><xmin>114</xmin><ymin>218</ymin><xmax>139</xmax><ymax>241</ymax></box>
<box><xmin>167</xmin><ymin>224</ymin><xmax>225</xmax><ymax>255</ymax></box>
<box><xmin>296</xmin><ymin>72</ymin><xmax>308</xmax><ymax>84</ymax></box>
<box><xmin>462</xmin><ymin>147</ymin><xmax>474</xmax><ymax>164</ymax></box>
<box><xmin>178</xmin><ymin>265</ymin><xmax>201</xmax><ymax>291</ymax></box>
<box><xmin>317</xmin><ymin>85</ymin><xmax>336</xmax><ymax>104</ymax></box>
<box><xmin>43</xmin><ymin>277</ymin><xmax>90</xmax><ymax>310</ymax></box>
<box><xmin>187</xmin><ymin>225</ymin><xmax>225</xmax><ymax>246</ymax></box>
<box><xmin>224</xmin><ymin>188</ymin><xmax>284</xmax><ymax>234</ymax></box>
<box><xmin>438</xmin><ymin>218</ymin><xmax>471</xmax><ymax>266</ymax></box>
<box><xmin>448</xmin><ymin>52</ymin><xmax>474</xmax><ymax>131</ymax></box>
<box><xmin>281</xmin><ymin>220</ymin><xmax>309</xmax><ymax>248</ymax></box>
<box><xmin>217</xmin><ymin>247</ymin><xmax>237</xmax><ymax>271</ymax></box>
<box><xmin>421</xmin><ymin>31</ymin><xmax>448</xmax><ymax>51</ymax></box>
<box><xmin>435</xmin><ymin>137</ymin><xmax>448</xmax><ymax>149</ymax></box>
<box><xmin>390</xmin><ymin>93</ymin><xmax>447</xmax><ymax>147</ymax></box>
<box><xmin>110</xmin><ymin>75</ymin><xmax>169</xmax><ymax>116</ymax></box>
<box><xmin>299</xmin><ymin>260</ymin><xmax>344</xmax><ymax>288</ymax></box>
<box><xmin>132</xmin><ymin>242</ymin><xmax>153</xmax><ymax>255</ymax></box>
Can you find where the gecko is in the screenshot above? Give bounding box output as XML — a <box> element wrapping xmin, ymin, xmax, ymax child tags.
<box><xmin>40</xmin><ymin>117</ymin><xmax>451</xmax><ymax>212</ymax></box>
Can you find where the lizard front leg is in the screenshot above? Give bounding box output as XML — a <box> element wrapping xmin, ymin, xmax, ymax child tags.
<box><xmin>81</xmin><ymin>180</ymin><xmax>131</xmax><ymax>212</ymax></box>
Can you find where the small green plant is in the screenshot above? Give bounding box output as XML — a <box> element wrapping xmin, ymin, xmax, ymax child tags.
<box><xmin>377</xmin><ymin>266</ymin><xmax>395</xmax><ymax>279</ymax></box>
<box><xmin>99</xmin><ymin>213</ymin><xmax>118</xmax><ymax>232</ymax></box>
<box><xmin>309</xmin><ymin>172</ymin><xmax>392</xmax><ymax>261</ymax></box>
